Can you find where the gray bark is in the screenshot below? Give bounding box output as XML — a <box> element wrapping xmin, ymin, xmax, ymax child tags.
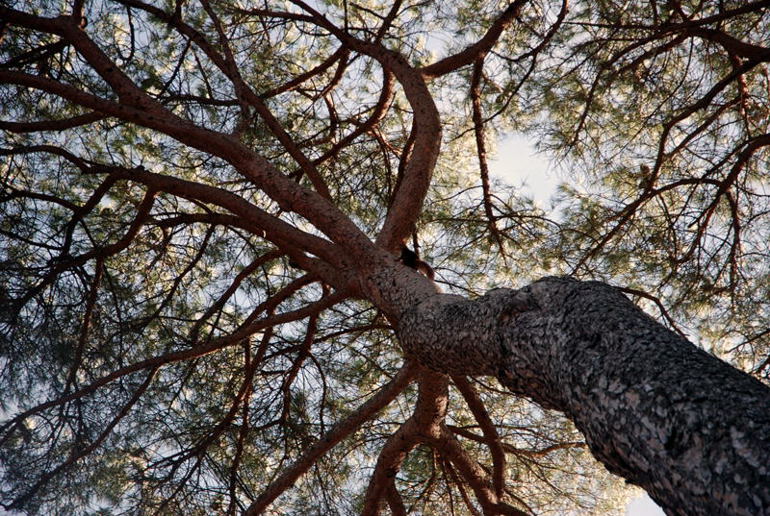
<box><xmin>398</xmin><ymin>277</ymin><xmax>770</xmax><ymax>516</ymax></box>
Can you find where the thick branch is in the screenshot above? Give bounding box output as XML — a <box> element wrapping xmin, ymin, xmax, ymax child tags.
<box><xmin>286</xmin><ymin>0</ymin><xmax>442</xmax><ymax>250</ymax></box>
<box><xmin>398</xmin><ymin>277</ymin><xmax>770</xmax><ymax>515</ymax></box>
<box><xmin>0</xmin><ymin>9</ymin><xmax>376</xmax><ymax>262</ymax></box>
<box><xmin>360</xmin><ymin>370</ymin><xmax>448</xmax><ymax>516</ymax></box>
<box><xmin>434</xmin><ymin>425</ymin><xmax>527</xmax><ymax>516</ymax></box>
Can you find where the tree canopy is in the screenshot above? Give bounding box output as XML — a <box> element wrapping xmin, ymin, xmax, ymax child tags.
<box><xmin>1</xmin><ymin>0</ymin><xmax>769</xmax><ymax>514</ymax></box>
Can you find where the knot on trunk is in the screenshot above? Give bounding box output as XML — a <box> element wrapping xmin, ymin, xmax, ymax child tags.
<box><xmin>396</xmin><ymin>288</ymin><xmax>538</xmax><ymax>377</ymax></box>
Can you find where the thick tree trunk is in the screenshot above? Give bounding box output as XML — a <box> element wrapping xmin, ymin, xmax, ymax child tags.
<box><xmin>397</xmin><ymin>277</ymin><xmax>770</xmax><ymax>516</ymax></box>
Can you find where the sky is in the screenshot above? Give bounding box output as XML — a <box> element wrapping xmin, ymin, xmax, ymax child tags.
<box><xmin>489</xmin><ymin>135</ymin><xmax>666</xmax><ymax>516</ymax></box>
<box><xmin>488</xmin><ymin>133</ymin><xmax>560</xmax><ymax>202</ymax></box>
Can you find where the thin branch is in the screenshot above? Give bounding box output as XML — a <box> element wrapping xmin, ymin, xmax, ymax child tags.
<box><xmin>470</xmin><ymin>58</ymin><xmax>507</xmax><ymax>260</ymax></box>
<box><xmin>244</xmin><ymin>362</ymin><xmax>418</xmax><ymax>515</ymax></box>
<box><xmin>0</xmin><ymin>112</ymin><xmax>105</xmax><ymax>132</ymax></box>
<box><xmin>453</xmin><ymin>377</ymin><xmax>506</xmax><ymax>498</ymax></box>
<box><xmin>421</xmin><ymin>1</ymin><xmax>528</xmax><ymax>78</ymax></box>
<box><xmin>7</xmin><ymin>367</ymin><xmax>159</xmax><ymax>510</ymax></box>
<box><xmin>0</xmin><ymin>291</ymin><xmax>347</xmax><ymax>447</ymax></box>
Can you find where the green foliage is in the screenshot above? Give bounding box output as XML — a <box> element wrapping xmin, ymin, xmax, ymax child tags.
<box><xmin>1</xmin><ymin>0</ymin><xmax>768</xmax><ymax>514</ymax></box>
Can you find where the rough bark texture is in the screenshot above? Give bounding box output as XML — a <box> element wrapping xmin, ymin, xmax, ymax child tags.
<box><xmin>4</xmin><ymin>3</ymin><xmax>770</xmax><ymax>514</ymax></box>
<box><xmin>398</xmin><ymin>277</ymin><xmax>770</xmax><ymax>516</ymax></box>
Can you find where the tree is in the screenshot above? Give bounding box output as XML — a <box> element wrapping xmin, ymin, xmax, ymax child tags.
<box><xmin>1</xmin><ymin>1</ymin><xmax>769</xmax><ymax>514</ymax></box>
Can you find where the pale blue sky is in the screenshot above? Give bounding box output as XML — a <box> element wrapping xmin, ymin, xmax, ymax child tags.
<box><xmin>488</xmin><ymin>134</ymin><xmax>559</xmax><ymax>202</ymax></box>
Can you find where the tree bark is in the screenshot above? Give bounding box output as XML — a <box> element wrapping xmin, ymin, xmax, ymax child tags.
<box><xmin>397</xmin><ymin>277</ymin><xmax>770</xmax><ymax>516</ymax></box>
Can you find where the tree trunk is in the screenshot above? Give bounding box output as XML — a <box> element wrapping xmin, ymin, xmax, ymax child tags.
<box><xmin>397</xmin><ymin>277</ymin><xmax>770</xmax><ymax>516</ymax></box>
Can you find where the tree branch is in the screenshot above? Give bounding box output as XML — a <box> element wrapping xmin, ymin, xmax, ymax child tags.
<box><xmin>244</xmin><ymin>362</ymin><xmax>418</xmax><ymax>515</ymax></box>
<box><xmin>420</xmin><ymin>1</ymin><xmax>528</xmax><ymax>78</ymax></box>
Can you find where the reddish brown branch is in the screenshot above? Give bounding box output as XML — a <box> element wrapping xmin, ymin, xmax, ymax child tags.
<box><xmin>122</xmin><ymin>0</ymin><xmax>333</xmax><ymax>200</ymax></box>
<box><xmin>0</xmin><ymin>290</ymin><xmax>346</xmax><ymax>447</ymax></box>
<box><xmin>312</xmin><ymin>69</ymin><xmax>395</xmax><ymax>169</ymax></box>
<box><xmin>386</xmin><ymin>479</ymin><xmax>408</xmax><ymax>516</ymax></box>
<box><xmin>470</xmin><ymin>58</ymin><xmax>506</xmax><ymax>259</ymax></box>
<box><xmin>244</xmin><ymin>362</ymin><xmax>418</xmax><ymax>515</ymax></box>
<box><xmin>420</xmin><ymin>1</ymin><xmax>528</xmax><ymax>79</ymax></box>
<box><xmin>453</xmin><ymin>377</ymin><xmax>506</xmax><ymax>498</ymax></box>
<box><xmin>0</xmin><ymin>112</ymin><xmax>105</xmax><ymax>132</ymax></box>
<box><xmin>360</xmin><ymin>371</ymin><xmax>449</xmax><ymax>516</ymax></box>
<box><xmin>435</xmin><ymin>425</ymin><xmax>529</xmax><ymax>516</ymax></box>
<box><xmin>0</xmin><ymin>22</ymin><xmax>375</xmax><ymax>265</ymax></box>
<box><xmin>442</xmin><ymin>457</ymin><xmax>483</xmax><ymax>516</ymax></box>
<box><xmin>17</xmin><ymin>189</ymin><xmax>157</xmax><ymax>307</ymax></box>
<box><xmin>685</xmin><ymin>27</ymin><xmax>770</xmax><ymax>62</ymax></box>
<box><xmin>260</xmin><ymin>46</ymin><xmax>349</xmax><ymax>98</ymax></box>
<box><xmin>189</xmin><ymin>250</ymin><xmax>283</xmax><ymax>342</ymax></box>
<box><xmin>617</xmin><ymin>287</ymin><xmax>687</xmax><ymax>337</ymax></box>
<box><xmin>281</xmin><ymin>0</ymin><xmax>442</xmax><ymax>250</ymax></box>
